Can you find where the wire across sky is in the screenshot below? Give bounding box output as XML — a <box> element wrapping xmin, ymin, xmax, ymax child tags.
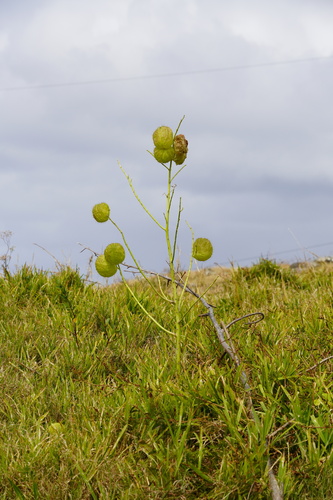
<box><xmin>1</xmin><ymin>54</ymin><xmax>333</xmax><ymax>92</ymax></box>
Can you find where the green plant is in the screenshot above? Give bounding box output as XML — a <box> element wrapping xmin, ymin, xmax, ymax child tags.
<box><xmin>88</xmin><ymin>120</ymin><xmax>290</xmax><ymax>498</ymax></box>
<box><xmin>91</xmin><ymin>118</ymin><xmax>213</xmax><ymax>368</ymax></box>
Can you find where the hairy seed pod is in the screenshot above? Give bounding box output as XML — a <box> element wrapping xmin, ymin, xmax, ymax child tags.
<box><xmin>192</xmin><ymin>238</ymin><xmax>213</xmax><ymax>261</ymax></box>
<box><xmin>92</xmin><ymin>203</ymin><xmax>110</xmax><ymax>223</ymax></box>
<box><xmin>152</xmin><ymin>126</ymin><xmax>174</xmax><ymax>149</ymax></box>
<box><xmin>95</xmin><ymin>255</ymin><xmax>117</xmax><ymax>277</ymax></box>
<box><xmin>104</xmin><ymin>243</ymin><xmax>126</xmax><ymax>265</ymax></box>
<box><xmin>173</xmin><ymin>134</ymin><xmax>188</xmax><ymax>165</ymax></box>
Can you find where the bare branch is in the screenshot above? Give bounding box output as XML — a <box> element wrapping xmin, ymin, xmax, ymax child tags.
<box><xmin>305</xmin><ymin>355</ymin><xmax>333</xmax><ymax>372</ymax></box>
<box><xmin>33</xmin><ymin>243</ymin><xmax>62</xmax><ymax>269</ymax></box>
<box><xmin>225</xmin><ymin>312</ymin><xmax>265</xmax><ymax>329</ymax></box>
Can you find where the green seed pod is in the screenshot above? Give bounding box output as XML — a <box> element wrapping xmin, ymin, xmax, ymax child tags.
<box><xmin>152</xmin><ymin>126</ymin><xmax>174</xmax><ymax>149</ymax></box>
<box><xmin>48</xmin><ymin>423</ymin><xmax>64</xmax><ymax>435</ymax></box>
<box><xmin>173</xmin><ymin>134</ymin><xmax>188</xmax><ymax>165</ymax></box>
<box><xmin>92</xmin><ymin>203</ymin><xmax>110</xmax><ymax>223</ymax></box>
<box><xmin>153</xmin><ymin>147</ymin><xmax>175</xmax><ymax>164</ymax></box>
<box><xmin>95</xmin><ymin>255</ymin><xmax>117</xmax><ymax>277</ymax></box>
<box><xmin>104</xmin><ymin>243</ymin><xmax>125</xmax><ymax>265</ymax></box>
<box><xmin>192</xmin><ymin>238</ymin><xmax>213</xmax><ymax>261</ymax></box>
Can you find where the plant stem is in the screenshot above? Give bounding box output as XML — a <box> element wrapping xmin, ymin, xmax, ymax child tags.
<box><xmin>118</xmin><ymin>162</ymin><xmax>165</xmax><ymax>230</ymax></box>
<box><xmin>110</xmin><ymin>217</ymin><xmax>171</xmax><ymax>303</ymax></box>
<box><xmin>165</xmin><ymin>162</ymin><xmax>183</xmax><ymax>368</ymax></box>
<box><xmin>118</xmin><ymin>267</ymin><xmax>176</xmax><ymax>336</ymax></box>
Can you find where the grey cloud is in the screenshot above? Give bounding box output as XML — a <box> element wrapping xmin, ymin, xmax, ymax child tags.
<box><xmin>1</xmin><ymin>0</ymin><xmax>333</xmax><ymax>276</ymax></box>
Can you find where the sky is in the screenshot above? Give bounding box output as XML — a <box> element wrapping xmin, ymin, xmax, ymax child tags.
<box><xmin>1</xmin><ymin>0</ymin><xmax>333</xmax><ymax>281</ymax></box>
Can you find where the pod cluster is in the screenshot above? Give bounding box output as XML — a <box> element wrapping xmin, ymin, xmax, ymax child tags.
<box><xmin>92</xmin><ymin>203</ymin><xmax>126</xmax><ymax>277</ymax></box>
<box><xmin>91</xmin><ymin>126</ymin><xmax>214</xmax><ymax>279</ymax></box>
<box><xmin>152</xmin><ymin>126</ymin><xmax>188</xmax><ymax>165</ymax></box>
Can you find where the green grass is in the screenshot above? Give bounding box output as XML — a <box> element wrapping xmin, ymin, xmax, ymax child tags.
<box><xmin>0</xmin><ymin>260</ymin><xmax>332</xmax><ymax>499</ymax></box>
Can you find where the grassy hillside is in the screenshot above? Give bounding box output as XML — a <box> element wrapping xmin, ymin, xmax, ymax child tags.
<box><xmin>0</xmin><ymin>260</ymin><xmax>332</xmax><ymax>499</ymax></box>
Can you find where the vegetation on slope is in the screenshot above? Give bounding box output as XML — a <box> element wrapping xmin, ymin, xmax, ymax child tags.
<box><xmin>0</xmin><ymin>261</ymin><xmax>332</xmax><ymax>499</ymax></box>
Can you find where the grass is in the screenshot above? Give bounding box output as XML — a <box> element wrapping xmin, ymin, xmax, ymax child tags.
<box><xmin>0</xmin><ymin>260</ymin><xmax>332</xmax><ymax>499</ymax></box>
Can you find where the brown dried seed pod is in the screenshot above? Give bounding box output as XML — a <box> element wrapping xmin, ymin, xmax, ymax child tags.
<box><xmin>173</xmin><ymin>134</ymin><xmax>188</xmax><ymax>165</ymax></box>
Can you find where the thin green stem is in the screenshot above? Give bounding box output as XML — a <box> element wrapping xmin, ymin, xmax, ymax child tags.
<box><xmin>118</xmin><ymin>162</ymin><xmax>165</xmax><ymax>230</ymax></box>
<box><xmin>165</xmin><ymin>163</ymin><xmax>183</xmax><ymax>368</ymax></box>
<box><xmin>109</xmin><ymin>217</ymin><xmax>171</xmax><ymax>303</ymax></box>
<box><xmin>178</xmin><ymin>221</ymin><xmax>195</xmax><ymax>305</ymax></box>
<box><xmin>118</xmin><ymin>267</ymin><xmax>176</xmax><ymax>336</ymax></box>
<box><xmin>172</xmin><ymin>198</ymin><xmax>183</xmax><ymax>264</ymax></box>
<box><xmin>171</xmin><ymin>164</ymin><xmax>187</xmax><ymax>183</ymax></box>
<box><xmin>174</xmin><ymin>115</ymin><xmax>185</xmax><ymax>135</ymax></box>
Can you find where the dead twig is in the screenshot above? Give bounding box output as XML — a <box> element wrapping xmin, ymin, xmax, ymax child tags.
<box><xmin>305</xmin><ymin>355</ymin><xmax>333</xmax><ymax>372</ymax></box>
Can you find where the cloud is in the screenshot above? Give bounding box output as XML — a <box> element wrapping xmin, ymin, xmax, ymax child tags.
<box><xmin>1</xmin><ymin>0</ymin><xmax>333</xmax><ymax>277</ymax></box>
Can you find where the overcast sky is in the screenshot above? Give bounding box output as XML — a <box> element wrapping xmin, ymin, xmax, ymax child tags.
<box><xmin>1</xmin><ymin>0</ymin><xmax>333</xmax><ymax>280</ymax></box>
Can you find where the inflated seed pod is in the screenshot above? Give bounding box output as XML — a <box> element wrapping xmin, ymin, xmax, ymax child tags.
<box><xmin>152</xmin><ymin>126</ymin><xmax>174</xmax><ymax>149</ymax></box>
<box><xmin>92</xmin><ymin>203</ymin><xmax>110</xmax><ymax>223</ymax></box>
<box><xmin>104</xmin><ymin>243</ymin><xmax>126</xmax><ymax>265</ymax></box>
<box><xmin>153</xmin><ymin>146</ymin><xmax>175</xmax><ymax>164</ymax></box>
<box><xmin>95</xmin><ymin>255</ymin><xmax>118</xmax><ymax>277</ymax></box>
<box><xmin>173</xmin><ymin>134</ymin><xmax>188</xmax><ymax>165</ymax></box>
<box><xmin>192</xmin><ymin>238</ymin><xmax>213</xmax><ymax>261</ymax></box>
<box><xmin>48</xmin><ymin>423</ymin><xmax>65</xmax><ymax>435</ymax></box>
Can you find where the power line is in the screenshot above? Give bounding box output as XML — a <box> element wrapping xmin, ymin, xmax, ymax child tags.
<box><xmin>1</xmin><ymin>54</ymin><xmax>333</xmax><ymax>92</ymax></box>
<box><xmin>220</xmin><ymin>241</ymin><xmax>333</xmax><ymax>266</ymax></box>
